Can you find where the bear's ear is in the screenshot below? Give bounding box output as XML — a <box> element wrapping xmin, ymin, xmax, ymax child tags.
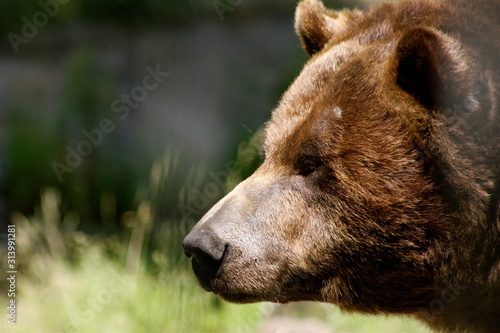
<box><xmin>295</xmin><ymin>0</ymin><xmax>361</xmax><ymax>56</ymax></box>
<box><xmin>394</xmin><ymin>27</ymin><xmax>473</xmax><ymax>110</ymax></box>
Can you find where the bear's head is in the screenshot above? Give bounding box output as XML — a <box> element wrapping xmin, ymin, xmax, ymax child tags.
<box><xmin>183</xmin><ymin>0</ymin><xmax>500</xmax><ymax>322</ymax></box>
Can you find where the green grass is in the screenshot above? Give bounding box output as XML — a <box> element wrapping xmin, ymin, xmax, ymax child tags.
<box><xmin>0</xmin><ymin>250</ymin><xmax>430</xmax><ymax>333</ymax></box>
<box><xmin>9</xmin><ymin>254</ymin><xmax>264</xmax><ymax>333</ymax></box>
<box><xmin>0</xmin><ymin>189</ymin><xmax>430</xmax><ymax>333</ymax></box>
<box><xmin>0</xmin><ymin>211</ymin><xmax>265</xmax><ymax>333</ymax></box>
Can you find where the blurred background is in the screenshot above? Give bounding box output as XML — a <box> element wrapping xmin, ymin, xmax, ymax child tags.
<box><xmin>0</xmin><ymin>0</ymin><xmax>429</xmax><ymax>332</ymax></box>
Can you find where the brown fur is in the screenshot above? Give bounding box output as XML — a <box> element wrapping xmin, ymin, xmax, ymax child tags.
<box><xmin>183</xmin><ymin>0</ymin><xmax>500</xmax><ymax>331</ymax></box>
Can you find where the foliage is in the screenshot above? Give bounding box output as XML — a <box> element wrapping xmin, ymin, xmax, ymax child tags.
<box><xmin>1</xmin><ymin>188</ymin><xmax>265</xmax><ymax>333</ymax></box>
<box><xmin>5</xmin><ymin>47</ymin><xmax>142</xmax><ymax>228</ymax></box>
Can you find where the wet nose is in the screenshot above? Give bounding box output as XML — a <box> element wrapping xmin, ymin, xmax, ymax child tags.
<box><xmin>182</xmin><ymin>227</ymin><xmax>230</xmax><ymax>276</ymax></box>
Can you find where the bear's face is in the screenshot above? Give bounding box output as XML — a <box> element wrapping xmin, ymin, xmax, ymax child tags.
<box><xmin>183</xmin><ymin>0</ymin><xmax>499</xmax><ymax>316</ymax></box>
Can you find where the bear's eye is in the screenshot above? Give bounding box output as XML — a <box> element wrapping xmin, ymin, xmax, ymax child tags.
<box><xmin>296</xmin><ymin>154</ymin><xmax>323</xmax><ymax>177</ymax></box>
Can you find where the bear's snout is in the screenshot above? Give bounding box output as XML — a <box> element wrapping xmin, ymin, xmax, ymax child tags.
<box><xmin>182</xmin><ymin>175</ymin><xmax>292</xmax><ymax>299</ymax></box>
<box><xmin>182</xmin><ymin>226</ymin><xmax>232</xmax><ymax>287</ymax></box>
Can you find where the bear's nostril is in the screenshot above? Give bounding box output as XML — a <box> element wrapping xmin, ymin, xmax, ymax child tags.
<box><xmin>216</xmin><ymin>244</ymin><xmax>232</xmax><ymax>277</ymax></box>
<box><xmin>182</xmin><ymin>228</ymin><xmax>229</xmax><ymax>276</ymax></box>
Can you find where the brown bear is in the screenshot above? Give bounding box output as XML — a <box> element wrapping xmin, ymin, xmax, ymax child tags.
<box><xmin>183</xmin><ymin>0</ymin><xmax>500</xmax><ymax>331</ymax></box>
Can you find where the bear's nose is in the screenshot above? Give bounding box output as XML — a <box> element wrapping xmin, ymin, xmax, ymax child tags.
<box><xmin>182</xmin><ymin>227</ymin><xmax>231</xmax><ymax>277</ymax></box>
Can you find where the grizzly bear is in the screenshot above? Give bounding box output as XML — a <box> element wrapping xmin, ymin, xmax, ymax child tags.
<box><xmin>183</xmin><ymin>0</ymin><xmax>500</xmax><ymax>331</ymax></box>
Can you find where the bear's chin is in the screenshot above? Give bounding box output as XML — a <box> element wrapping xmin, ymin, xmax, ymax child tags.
<box><xmin>204</xmin><ymin>275</ymin><xmax>327</xmax><ymax>305</ymax></box>
<box><xmin>197</xmin><ymin>277</ymin><xmax>288</xmax><ymax>304</ymax></box>
<box><xmin>216</xmin><ymin>291</ymin><xmax>284</xmax><ymax>304</ymax></box>
<box><xmin>192</xmin><ymin>267</ymin><xmax>321</xmax><ymax>304</ymax></box>
<box><xmin>215</xmin><ymin>289</ymin><xmax>313</xmax><ymax>304</ymax></box>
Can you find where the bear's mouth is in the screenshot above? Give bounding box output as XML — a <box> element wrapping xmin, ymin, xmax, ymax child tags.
<box><xmin>191</xmin><ymin>244</ymin><xmax>232</xmax><ymax>292</ymax></box>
